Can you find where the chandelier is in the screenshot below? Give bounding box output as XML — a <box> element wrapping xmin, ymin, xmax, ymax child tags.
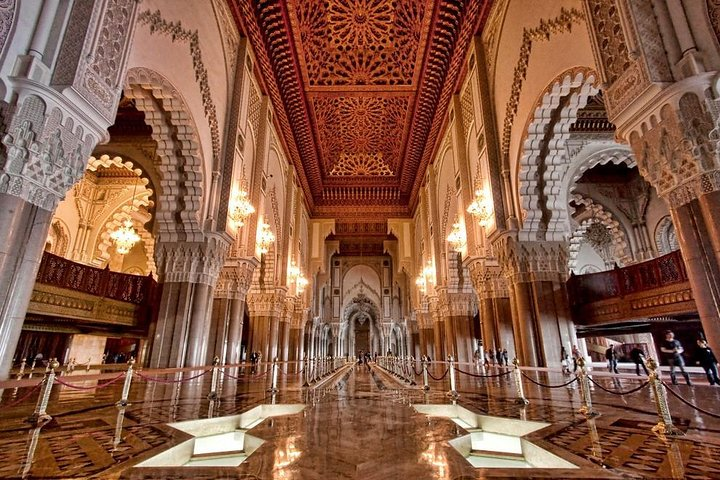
<box><xmin>446</xmin><ymin>218</ymin><xmax>466</xmax><ymax>251</ymax></box>
<box><xmin>229</xmin><ymin>182</ymin><xmax>255</xmax><ymax>227</ymax></box>
<box><xmin>111</xmin><ymin>176</ymin><xmax>141</xmax><ymax>256</ymax></box>
<box><xmin>111</xmin><ymin>219</ymin><xmax>140</xmax><ymax>255</ymax></box>
<box><xmin>257</xmin><ymin>222</ymin><xmax>275</xmax><ymax>254</ymax></box>
<box><xmin>467</xmin><ymin>187</ymin><xmax>492</xmax><ymax>226</ymax></box>
<box><xmin>296</xmin><ymin>274</ymin><xmax>309</xmax><ymax>293</ymax></box>
<box><xmin>415</xmin><ymin>274</ymin><xmax>427</xmax><ymax>294</ymax></box>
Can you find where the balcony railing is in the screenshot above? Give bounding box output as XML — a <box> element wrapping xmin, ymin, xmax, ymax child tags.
<box><xmin>35</xmin><ymin>252</ymin><xmax>157</xmax><ymax>306</ymax></box>
<box><xmin>567</xmin><ymin>250</ymin><xmax>696</xmax><ymax>326</ymax></box>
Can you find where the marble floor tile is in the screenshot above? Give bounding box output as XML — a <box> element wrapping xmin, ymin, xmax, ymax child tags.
<box><xmin>0</xmin><ymin>363</ymin><xmax>719</xmax><ymax>478</ymax></box>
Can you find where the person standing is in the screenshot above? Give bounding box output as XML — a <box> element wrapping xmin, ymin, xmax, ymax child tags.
<box><xmin>571</xmin><ymin>345</ymin><xmax>581</xmax><ymax>372</ymax></box>
<box><xmin>696</xmin><ymin>339</ymin><xmax>720</xmax><ymax>385</ymax></box>
<box><xmin>605</xmin><ymin>344</ymin><xmax>619</xmax><ymax>374</ymax></box>
<box><xmin>630</xmin><ymin>347</ymin><xmax>649</xmax><ymax>376</ymax></box>
<box><xmin>502</xmin><ymin>349</ymin><xmax>509</xmax><ymax>366</ymax></box>
<box><xmin>660</xmin><ymin>330</ymin><xmax>692</xmax><ymax>386</ymax></box>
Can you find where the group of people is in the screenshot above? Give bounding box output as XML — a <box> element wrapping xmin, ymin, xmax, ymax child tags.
<box><xmin>475</xmin><ymin>348</ymin><xmax>508</xmax><ymax>367</ymax></box>
<box><xmin>598</xmin><ymin>330</ymin><xmax>720</xmax><ymax>386</ymax></box>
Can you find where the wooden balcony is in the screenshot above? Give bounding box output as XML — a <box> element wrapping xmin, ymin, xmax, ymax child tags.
<box><xmin>567</xmin><ymin>250</ymin><xmax>697</xmax><ymax>326</ymax></box>
<box><xmin>26</xmin><ymin>252</ymin><xmax>159</xmax><ymax>329</ymax></box>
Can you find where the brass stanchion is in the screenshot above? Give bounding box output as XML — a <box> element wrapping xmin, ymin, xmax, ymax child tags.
<box><xmin>512</xmin><ymin>358</ymin><xmax>529</xmax><ymax>405</ymax></box>
<box><xmin>447</xmin><ymin>356</ymin><xmax>459</xmax><ymax>399</ymax></box>
<box><xmin>576</xmin><ymin>357</ymin><xmax>598</xmax><ymax>417</ymax></box>
<box><xmin>647</xmin><ymin>358</ymin><xmax>685</xmax><ymax>437</ymax></box>
<box><xmin>422</xmin><ymin>356</ymin><xmax>430</xmax><ymax>391</ymax></box>
<box><xmin>207</xmin><ymin>356</ymin><xmax>220</xmax><ymax>400</ymax></box>
<box><xmin>27</xmin><ymin>358</ymin><xmax>59</xmax><ymax>426</ymax></box>
<box><xmin>116</xmin><ymin>357</ymin><xmax>135</xmax><ymax>407</ymax></box>
<box><xmin>268</xmin><ymin>357</ymin><xmax>279</xmax><ymax>393</ymax></box>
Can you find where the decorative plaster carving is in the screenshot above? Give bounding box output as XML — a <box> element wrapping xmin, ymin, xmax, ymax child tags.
<box><xmin>246</xmin><ymin>289</ymin><xmax>287</xmax><ymax>317</ymax></box>
<box><xmin>654</xmin><ymin>215</ymin><xmax>679</xmax><ymax>255</ymax></box>
<box><xmin>495</xmin><ymin>236</ymin><xmax>569</xmax><ymax>283</ymax></box>
<box><xmin>215</xmin><ymin>257</ymin><xmax>258</xmax><ymax>299</ymax></box>
<box><xmin>155</xmin><ymin>235</ymin><xmax>229</xmax><ymax>285</ymax></box>
<box><xmin>211</xmin><ymin>0</ymin><xmax>240</xmax><ymax>77</ymax></box>
<box><xmin>501</xmin><ymin>8</ymin><xmax>586</xmax><ymax>161</ymax></box>
<box><xmin>0</xmin><ymin>0</ymin><xmax>15</xmax><ymax>56</ymax></box>
<box><xmin>137</xmin><ymin>10</ymin><xmax>220</xmax><ymax>161</ymax></box>
<box><xmin>519</xmin><ymin>67</ymin><xmax>599</xmax><ymax>241</ymax></box>
<box><xmin>124</xmin><ymin>67</ymin><xmax>205</xmax><ymax>242</ymax></box>
<box><xmin>0</xmin><ymin>98</ymin><xmax>96</xmax><ymax>211</ymax></box>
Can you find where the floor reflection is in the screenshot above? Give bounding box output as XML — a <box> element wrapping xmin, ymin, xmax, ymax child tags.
<box><xmin>0</xmin><ymin>364</ymin><xmax>719</xmax><ymax>478</ymax></box>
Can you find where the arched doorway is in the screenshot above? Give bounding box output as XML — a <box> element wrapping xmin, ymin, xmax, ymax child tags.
<box><xmin>354</xmin><ymin>314</ymin><xmax>370</xmax><ymax>353</ymax></box>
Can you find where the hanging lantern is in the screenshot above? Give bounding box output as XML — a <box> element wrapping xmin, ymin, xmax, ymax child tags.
<box><xmin>229</xmin><ymin>185</ymin><xmax>255</xmax><ymax>227</ymax></box>
<box><xmin>467</xmin><ymin>187</ymin><xmax>492</xmax><ymax>226</ymax></box>
<box><xmin>110</xmin><ymin>219</ymin><xmax>141</xmax><ymax>255</ymax></box>
<box><xmin>296</xmin><ymin>273</ymin><xmax>309</xmax><ymax>293</ymax></box>
<box><xmin>257</xmin><ymin>222</ymin><xmax>275</xmax><ymax>254</ymax></box>
<box><xmin>446</xmin><ymin>218</ymin><xmax>466</xmax><ymax>251</ymax></box>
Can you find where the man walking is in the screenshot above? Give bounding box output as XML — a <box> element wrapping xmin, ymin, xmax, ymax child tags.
<box><xmin>660</xmin><ymin>330</ymin><xmax>692</xmax><ymax>386</ymax></box>
<box><xmin>696</xmin><ymin>339</ymin><xmax>720</xmax><ymax>385</ymax></box>
<box><xmin>605</xmin><ymin>344</ymin><xmax>619</xmax><ymax>374</ymax></box>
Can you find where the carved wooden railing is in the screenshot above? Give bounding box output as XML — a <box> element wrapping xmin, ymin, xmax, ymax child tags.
<box><xmin>36</xmin><ymin>252</ymin><xmax>156</xmax><ymax>305</ymax></box>
<box><xmin>28</xmin><ymin>252</ymin><xmax>159</xmax><ymax>328</ymax></box>
<box><xmin>567</xmin><ymin>250</ymin><xmax>697</xmax><ymax>326</ymax></box>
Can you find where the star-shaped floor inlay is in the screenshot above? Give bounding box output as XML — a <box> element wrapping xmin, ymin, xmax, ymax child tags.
<box><xmin>136</xmin><ymin>404</ymin><xmax>305</xmax><ymax>467</ymax></box>
<box><xmin>413</xmin><ymin>404</ymin><xmax>578</xmax><ymax>469</ymax></box>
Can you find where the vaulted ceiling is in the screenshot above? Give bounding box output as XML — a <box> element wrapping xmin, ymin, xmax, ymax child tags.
<box><xmin>230</xmin><ymin>0</ymin><xmax>492</xmax><ymax>219</ymax></box>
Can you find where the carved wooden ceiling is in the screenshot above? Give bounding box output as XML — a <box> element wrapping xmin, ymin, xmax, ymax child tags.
<box><xmin>229</xmin><ymin>0</ymin><xmax>492</xmax><ymax>219</ymax></box>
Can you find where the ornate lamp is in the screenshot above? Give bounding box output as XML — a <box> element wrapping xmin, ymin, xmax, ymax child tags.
<box><xmin>467</xmin><ymin>186</ymin><xmax>492</xmax><ymax>227</ymax></box>
<box><xmin>415</xmin><ymin>274</ymin><xmax>427</xmax><ymax>294</ymax></box>
<box><xmin>446</xmin><ymin>218</ymin><xmax>466</xmax><ymax>251</ymax></box>
<box><xmin>296</xmin><ymin>273</ymin><xmax>309</xmax><ymax>293</ymax></box>
<box><xmin>423</xmin><ymin>260</ymin><xmax>436</xmax><ymax>284</ymax></box>
<box><xmin>229</xmin><ymin>181</ymin><xmax>255</xmax><ymax>227</ymax></box>
<box><xmin>257</xmin><ymin>222</ymin><xmax>275</xmax><ymax>254</ymax></box>
<box><xmin>111</xmin><ymin>177</ymin><xmax>141</xmax><ymax>255</ymax></box>
<box><xmin>111</xmin><ymin>219</ymin><xmax>141</xmax><ymax>255</ymax></box>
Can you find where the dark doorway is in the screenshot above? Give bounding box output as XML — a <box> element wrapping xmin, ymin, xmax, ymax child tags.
<box><xmin>356</xmin><ymin>317</ymin><xmax>370</xmax><ymax>353</ymax></box>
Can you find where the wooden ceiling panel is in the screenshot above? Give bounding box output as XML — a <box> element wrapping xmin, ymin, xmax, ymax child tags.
<box><xmin>229</xmin><ymin>0</ymin><xmax>492</xmax><ymax>218</ymax></box>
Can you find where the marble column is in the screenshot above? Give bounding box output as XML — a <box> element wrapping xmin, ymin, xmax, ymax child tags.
<box><xmin>671</xmin><ymin>199</ymin><xmax>720</xmax><ymax>351</ymax></box>
<box><xmin>246</xmin><ymin>289</ymin><xmax>286</xmax><ymax>362</ymax></box>
<box><xmin>149</xmin><ymin>239</ymin><xmax>228</xmax><ymax>369</ymax></box>
<box><xmin>0</xmin><ymin>0</ymin><xmax>138</xmax><ymax>379</ymax></box>
<box><xmin>0</xmin><ymin>195</ymin><xmax>53</xmax><ymax>376</ymax></box>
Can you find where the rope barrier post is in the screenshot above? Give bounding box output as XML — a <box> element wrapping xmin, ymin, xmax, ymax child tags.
<box><xmin>116</xmin><ymin>357</ymin><xmax>135</xmax><ymax>407</ymax></box>
<box><xmin>647</xmin><ymin>358</ymin><xmax>685</xmax><ymax>437</ymax></box>
<box><xmin>268</xmin><ymin>357</ymin><xmax>279</xmax><ymax>393</ymax></box>
<box><xmin>17</xmin><ymin>360</ymin><xmax>26</xmax><ymax>380</ymax></box>
<box><xmin>512</xmin><ymin>358</ymin><xmax>529</xmax><ymax>405</ymax></box>
<box><xmin>421</xmin><ymin>356</ymin><xmax>430</xmax><ymax>391</ymax></box>
<box><xmin>207</xmin><ymin>356</ymin><xmax>221</xmax><ymax>400</ymax></box>
<box><xmin>447</xmin><ymin>355</ymin><xmax>459</xmax><ymax>399</ymax></box>
<box><xmin>27</xmin><ymin>358</ymin><xmax>59</xmax><ymax>426</ymax></box>
<box><xmin>576</xmin><ymin>357</ymin><xmax>598</xmax><ymax>417</ymax></box>
<box><xmin>302</xmin><ymin>355</ymin><xmax>310</xmax><ymax>387</ymax></box>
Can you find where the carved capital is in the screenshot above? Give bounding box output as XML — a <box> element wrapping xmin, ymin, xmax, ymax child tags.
<box><xmin>246</xmin><ymin>288</ymin><xmax>287</xmax><ymax>317</ymax></box>
<box><xmin>495</xmin><ymin>236</ymin><xmax>568</xmax><ymax>283</ymax></box>
<box><xmin>628</xmin><ymin>87</ymin><xmax>720</xmax><ymax>208</ymax></box>
<box><xmin>467</xmin><ymin>258</ymin><xmax>509</xmax><ymax>299</ymax></box>
<box><xmin>434</xmin><ymin>288</ymin><xmax>476</xmax><ymax>318</ymax></box>
<box><xmin>156</xmin><ymin>235</ymin><xmax>230</xmax><ymax>285</ymax></box>
<box><xmin>214</xmin><ymin>257</ymin><xmax>259</xmax><ymax>300</ymax></box>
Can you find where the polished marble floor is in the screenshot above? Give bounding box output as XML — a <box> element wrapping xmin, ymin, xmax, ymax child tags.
<box><xmin>0</xmin><ymin>362</ymin><xmax>719</xmax><ymax>479</ymax></box>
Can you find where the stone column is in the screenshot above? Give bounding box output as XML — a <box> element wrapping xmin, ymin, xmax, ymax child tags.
<box><xmin>246</xmin><ymin>289</ymin><xmax>286</xmax><ymax>362</ymax></box>
<box><xmin>149</xmin><ymin>237</ymin><xmax>229</xmax><ymax>368</ymax></box>
<box><xmin>0</xmin><ymin>0</ymin><xmax>138</xmax><ymax>379</ymax></box>
<box><xmin>435</xmin><ymin>289</ymin><xmax>476</xmax><ymax>363</ymax></box>
<box><xmin>497</xmin><ymin>237</ymin><xmax>574</xmax><ymax>367</ymax></box>
<box><xmin>211</xmin><ymin>258</ymin><xmax>257</xmax><ymax>364</ymax></box>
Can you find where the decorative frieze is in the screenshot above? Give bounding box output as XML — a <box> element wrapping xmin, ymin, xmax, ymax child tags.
<box><xmin>214</xmin><ymin>257</ymin><xmax>258</xmax><ymax>300</ymax></box>
<box><xmin>495</xmin><ymin>236</ymin><xmax>569</xmax><ymax>283</ymax></box>
<box><xmin>246</xmin><ymin>288</ymin><xmax>287</xmax><ymax>318</ymax></box>
<box><xmin>155</xmin><ymin>235</ymin><xmax>229</xmax><ymax>285</ymax></box>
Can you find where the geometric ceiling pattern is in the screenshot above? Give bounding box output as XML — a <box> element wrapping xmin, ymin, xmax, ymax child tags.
<box><xmin>230</xmin><ymin>0</ymin><xmax>493</xmax><ymax>218</ymax></box>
